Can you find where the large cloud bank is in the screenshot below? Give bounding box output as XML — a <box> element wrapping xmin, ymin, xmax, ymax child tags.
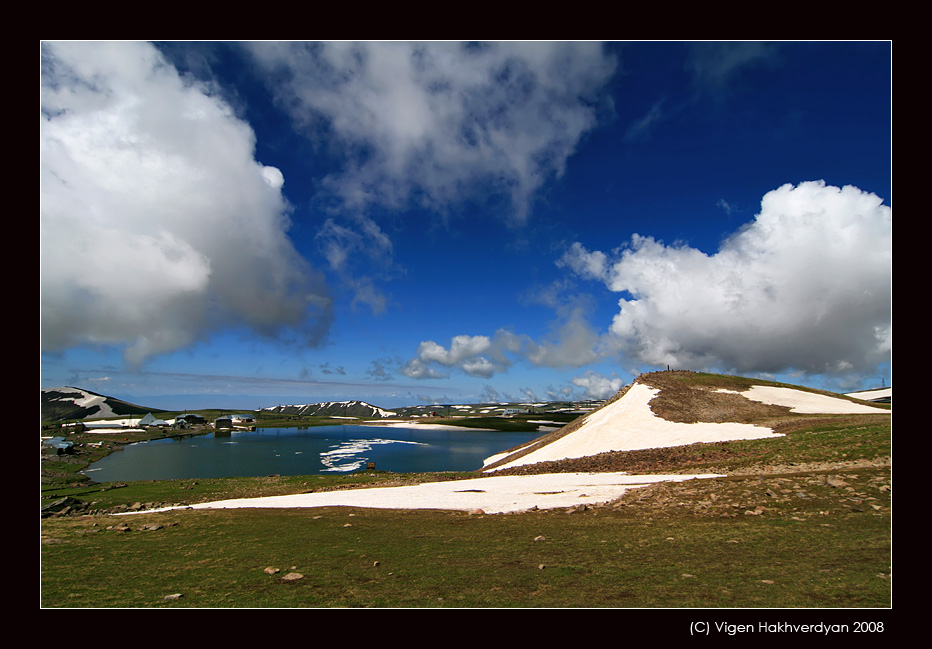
<box><xmin>561</xmin><ymin>181</ymin><xmax>892</xmax><ymax>376</ymax></box>
<box><xmin>245</xmin><ymin>41</ymin><xmax>617</xmax><ymax>223</ymax></box>
<box><xmin>40</xmin><ymin>42</ymin><xmax>332</xmax><ymax>366</ymax></box>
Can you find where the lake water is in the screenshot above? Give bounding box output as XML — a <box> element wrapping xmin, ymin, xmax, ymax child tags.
<box><xmin>82</xmin><ymin>425</ymin><xmax>542</xmax><ymax>482</ymax></box>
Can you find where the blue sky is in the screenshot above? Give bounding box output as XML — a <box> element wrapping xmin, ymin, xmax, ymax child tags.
<box><xmin>40</xmin><ymin>41</ymin><xmax>892</xmax><ymax>410</ymax></box>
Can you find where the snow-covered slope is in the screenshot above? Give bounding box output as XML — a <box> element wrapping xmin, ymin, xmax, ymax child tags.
<box><xmin>844</xmin><ymin>387</ymin><xmax>891</xmax><ymax>403</ymax></box>
<box><xmin>483</xmin><ymin>375</ymin><xmax>889</xmax><ymax>472</ymax></box>
<box><xmin>41</xmin><ymin>387</ymin><xmax>154</xmax><ymax>422</ymax></box>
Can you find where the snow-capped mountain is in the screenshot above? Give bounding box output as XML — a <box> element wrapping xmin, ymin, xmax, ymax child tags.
<box><xmin>261</xmin><ymin>400</ymin><xmax>397</xmax><ymax>419</ymax></box>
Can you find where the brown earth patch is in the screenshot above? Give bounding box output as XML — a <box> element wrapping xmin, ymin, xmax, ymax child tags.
<box><xmin>639</xmin><ymin>371</ymin><xmax>793</xmax><ymax>424</ymax></box>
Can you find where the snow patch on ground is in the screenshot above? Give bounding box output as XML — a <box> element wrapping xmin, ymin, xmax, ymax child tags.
<box><xmin>845</xmin><ymin>388</ymin><xmax>891</xmax><ymax>402</ymax></box>
<box><xmin>123</xmin><ymin>472</ymin><xmax>724</xmax><ymax>515</ymax></box>
<box><xmin>739</xmin><ymin>386</ymin><xmax>889</xmax><ymax>414</ymax></box>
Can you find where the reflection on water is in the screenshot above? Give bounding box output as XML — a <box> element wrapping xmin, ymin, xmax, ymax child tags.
<box><xmin>83</xmin><ymin>425</ymin><xmax>541</xmax><ymax>482</ymax></box>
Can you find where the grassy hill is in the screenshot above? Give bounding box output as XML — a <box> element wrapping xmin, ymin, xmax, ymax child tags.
<box><xmin>41</xmin><ymin>387</ymin><xmax>163</xmax><ymax>425</ymax></box>
<box><xmin>482</xmin><ymin>371</ymin><xmax>889</xmax><ymax>474</ymax></box>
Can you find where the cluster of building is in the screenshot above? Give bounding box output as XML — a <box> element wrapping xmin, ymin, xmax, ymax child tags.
<box><xmin>41</xmin><ymin>411</ymin><xmax>259</xmax><ymax>455</ymax></box>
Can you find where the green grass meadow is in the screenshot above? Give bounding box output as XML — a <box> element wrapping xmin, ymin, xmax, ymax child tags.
<box><xmin>42</xmin><ymin>491</ymin><xmax>889</xmax><ymax>609</ymax></box>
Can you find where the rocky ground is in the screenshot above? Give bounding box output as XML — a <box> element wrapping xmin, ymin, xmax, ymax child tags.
<box><xmin>599</xmin><ymin>459</ymin><xmax>891</xmax><ymax>523</ymax></box>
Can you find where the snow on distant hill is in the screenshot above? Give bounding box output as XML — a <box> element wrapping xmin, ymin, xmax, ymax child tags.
<box><xmin>261</xmin><ymin>400</ymin><xmax>397</xmax><ymax>419</ymax></box>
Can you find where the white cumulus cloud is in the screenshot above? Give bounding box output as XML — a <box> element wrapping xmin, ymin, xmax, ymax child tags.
<box><xmin>40</xmin><ymin>41</ymin><xmax>332</xmax><ymax>366</ymax></box>
<box><xmin>563</xmin><ymin>181</ymin><xmax>892</xmax><ymax>378</ymax></box>
<box><xmin>403</xmin><ymin>335</ymin><xmax>508</xmax><ymax>379</ymax></box>
<box><xmin>403</xmin><ymin>315</ymin><xmax>604</xmax><ymax>381</ymax></box>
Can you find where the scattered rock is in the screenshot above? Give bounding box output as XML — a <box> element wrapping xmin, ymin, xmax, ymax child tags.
<box><xmin>534</xmin><ymin>535</ymin><xmax>546</xmax><ymax>542</ymax></box>
<box><xmin>163</xmin><ymin>593</ymin><xmax>183</xmax><ymax>600</ymax></box>
<box><xmin>281</xmin><ymin>572</ymin><xmax>304</xmax><ymax>582</ymax></box>
<box><xmin>41</xmin><ymin>496</ymin><xmax>87</xmax><ymax>518</ymax></box>
<box><xmin>264</xmin><ymin>567</ymin><xmax>280</xmax><ymax>575</ymax></box>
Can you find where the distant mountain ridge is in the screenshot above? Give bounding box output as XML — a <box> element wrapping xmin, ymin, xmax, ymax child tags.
<box><xmin>41</xmin><ymin>387</ymin><xmax>398</xmax><ymax>423</ymax></box>
<box><xmin>261</xmin><ymin>400</ymin><xmax>397</xmax><ymax>419</ymax></box>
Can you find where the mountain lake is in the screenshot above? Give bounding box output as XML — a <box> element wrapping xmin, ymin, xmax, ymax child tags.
<box><xmin>81</xmin><ymin>424</ymin><xmax>544</xmax><ymax>481</ymax></box>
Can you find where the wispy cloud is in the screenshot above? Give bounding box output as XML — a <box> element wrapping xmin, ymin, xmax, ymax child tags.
<box><xmin>367</xmin><ymin>357</ymin><xmax>402</xmax><ymax>382</ymax></box>
<box><xmin>685</xmin><ymin>41</ymin><xmax>781</xmax><ymax>96</ymax></box>
<box><xmin>53</xmin><ymin>366</ymin><xmax>446</xmax><ymax>402</ymax></box>
<box><xmin>40</xmin><ymin>42</ymin><xmax>333</xmax><ymax>367</ymax></box>
<box><xmin>319</xmin><ymin>363</ymin><xmax>346</xmax><ymax>375</ymax></box>
<box><xmin>315</xmin><ymin>214</ymin><xmax>396</xmax><ymax>314</ymax></box>
<box><xmin>624</xmin><ymin>99</ymin><xmax>666</xmax><ymax>143</ymax></box>
<box><xmin>716</xmin><ymin>198</ymin><xmax>735</xmax><ymax>215</ymax></box>
<box><xmin>244</xmin><ymin>41</ymin><xmax>617</xmax><ymax>225</ymax></box>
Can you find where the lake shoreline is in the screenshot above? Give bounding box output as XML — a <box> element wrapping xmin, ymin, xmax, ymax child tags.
<box><xmin>75</xmin><ymin>422</ymin><xmax>542</xmax><ymax>483</ymax></box>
